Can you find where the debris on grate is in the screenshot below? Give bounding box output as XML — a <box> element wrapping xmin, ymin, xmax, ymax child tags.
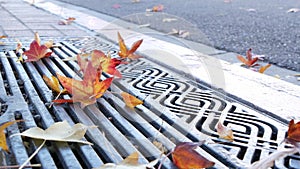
<box><xmin>0</xmin><ymin>36</ymin><xmax>299</xmax><ymax>169</ymax></box>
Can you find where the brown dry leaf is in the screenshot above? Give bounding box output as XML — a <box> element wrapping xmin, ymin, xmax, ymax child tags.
<box><xmin>248</xmin><ymin>147</ymin><xmax>297</xmax><ymax>169</ymax></box>
<box><xmin>0</xmin><ymin>120</ymin><xmax>23</xmax><ymax>152</ymax></box>
<box><xmin>12</xmin><ymin>121</ymin><xmax>94</xmax><ymax>145</ymax></box>
<box><xmin>121</xmin><ymin>92</ymin><xmax>143</xmax><ymax>108</ymax></box>
<box><xmin>216</xmin><ymin>121</ymin><xmax>234</xmax><ymax>142</ymax></box>
<box><xmin>43</xmin><ymin>75</ymin><xmax>67</xmax><ymax>94</ymax></box>
<box><xmin>94</xmin><ymin>151</ymin><xmax>158</xmax><ymax>169</ymax></box>
<box><xmin>172</xmin><ymin>141</ymin><xmax>215</xmax><ymax>169</ymax></box>
<box><xmin>0</xmin><ymin>35</ymin><xmax>7</xmax><ymax>39</ymax></box>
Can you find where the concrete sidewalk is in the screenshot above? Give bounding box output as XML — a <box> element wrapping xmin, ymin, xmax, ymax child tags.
<box><xmin>0</xmin><ymin>0</ymin><xmax>89</xmax><ymax>38</ymax></box>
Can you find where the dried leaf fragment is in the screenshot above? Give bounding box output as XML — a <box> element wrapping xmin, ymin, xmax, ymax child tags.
<box><xmin>258</xmin><ymin>64</ymin><xmax>271</xmax><ymax>73</ymax></box>
<box><xmin>58</xmin><ymin>17</ymin><xmax>76</xmax><ymax>25</ymax></box>
<box><xmin>12</xmin><ymin>121</ymin><xmax>93</xmax><ymax>145</ymax></box>
<box><xmin>216</xmin><ymin>121</ymin><xmax>234</xmax><ymax>142</ymax></box>
<box><xmin>121</xmin><ymin>92</ymin><xmax>143</xmax><ymax>108</ymax></box>
<box><xmin>172</xmin><ymin>142</ymin><xmax>215</xmax><ymax>169</ymax></box>
<box><xmin>43</xmin><ymin>75</ymin><xmax>67</xmax><ymax>94</ymax></box>
<box><xmin>237</xmin><ymin>48</ymin><xmax>259</xmax><ymax>67</ymax></box>
<box><xmin>94</xmin><ymin>151</ymin><xmax>158</xmax><ymax>169</ymax></box>
<box><xmin>0</xmin><ymin>120</ymin><xmax>23</xmax><ymax>152</ymax></box>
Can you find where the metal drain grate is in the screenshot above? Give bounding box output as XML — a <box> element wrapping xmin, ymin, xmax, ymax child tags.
<box><xmin>0</xmin><ymin>36</ymin><xmax>299</xmax><ymax>169</ymax></box>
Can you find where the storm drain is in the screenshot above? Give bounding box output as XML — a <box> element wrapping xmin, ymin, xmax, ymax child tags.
<box><xmin>0</xmin><ymin>36</ymin><xmax>299</xmax><ymax>169</ymax></box>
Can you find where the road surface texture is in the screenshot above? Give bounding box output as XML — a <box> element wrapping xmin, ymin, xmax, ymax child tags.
<box><xmin>58</xmin><ymin>0</ymin><xmax>300</xmax><ymax>72</ymax></box>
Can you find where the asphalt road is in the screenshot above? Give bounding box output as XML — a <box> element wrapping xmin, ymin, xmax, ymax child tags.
<box><xmin>58</xmin><ymin>0</ymin><xmax>300</xmax><ymax>72</ymax></box>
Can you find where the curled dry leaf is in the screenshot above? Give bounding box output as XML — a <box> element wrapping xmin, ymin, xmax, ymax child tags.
<box><xmin>12</xmin><ymin>121</ymin><xmax>94</xmax><ymax>145</ymax></box>
<box><xmin>216</xmin><ymin>121</ymin><xmax>234</xmax><ymax>142</ymax></box>
<box><xmin>43</xmin><ymin>75</ymin><xmax>67</xmax><ymax>94</ymax></box>
<box><xmin>94</xmin><ymin>151</ymin><xmax>158</xmax><ymax>169</ymax></box>
<box><xmin>118</xmin><ymin>32</ymin><xmax>143</xmax><ymax>59</ymax></box>
<box><xmin>172</xmin><ymin>142</ymin><xmax>215</xmax><ymax>169</ymax></box>
<box><xmin>55</xmin><ymin>61</ymin><xmax>113</xmax><ymax>108</ymax></box>
<box><xmin>121</xmin><ymin>92</ymin><xmax>143</xmax><ymax>108</ymax></box>
<box><xmin>0</xmin><ymin>120</ymin><xmax>23</xmax><ymax>152</ymax></box>
<box><xmin>258</xmin><ymin>64</ymin><xmax>271</xmax><ymax>73</ymax></box>
<box><xmin>248</xmin><ymin>147</ymin><xmax>298</xmax><ymax>169</ymax></box>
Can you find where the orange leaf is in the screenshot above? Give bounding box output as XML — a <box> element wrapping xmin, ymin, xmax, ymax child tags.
<box><xmin>152</xmin><ymin>4</ymin><xmax>164</xmax><ymax>12</ymax></box>
<box><xmin>118</xmin><ymin>32</ymin><xmax>143</xmax><ymax>59</ymax></box>
<box><xmin>52</xmin><ymin>99</ymin><xmax>74</xmax><ymax>104</ymax></box>
<box><xmin>258</xmin><ymin>64</ymin><xmax>271</xmax><ymax>73</ymax></box>
<box><xmin>56</xmin><ymin>61</ymin><xmax>113</xmax><ymax>108</ymax></box>
<box><xmin>121</xmin><ymin>92</ymin><xmax>143</xmax><ymax>108</ymax></box>
<box><xmin>287</xmin><ymin>119</ymin><xmax>300</xmax><ymax>142</ymax></box>
<box><xmin>172</xmin><ymin>142</ymin><xmax>215</xmax><ymax>169</ymax></box>
<box><xmin>237</xmin><ymin>55</ymin><xmax>258</xmax><ymax>67</ymax></box>
<box><xmin>216</xmin><ymin>122</ymin><xmax>234</xmax><ymax>142</ymax></box>
<box><xmin>0</xmin><ymin>120</ymin><xmax>23</xmax><ymax>152</ymax></box>
<box><xmin>78</xmin><ymin>50</ymin><xmax>125</xmax><ymax>77</ymax></box>
<box><xmin>43</xmin><ymin>75</ymin><xmax>67</xmax><ymax>94</ymax></box>
<box><xmin>24</xmin><ymin>40</ymin><xmax>52</xmax><ymax>62</ymax></box>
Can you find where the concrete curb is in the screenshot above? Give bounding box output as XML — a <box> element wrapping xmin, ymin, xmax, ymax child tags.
<box><xmin>27</xmin><ymin>0</ymin><xmax>300</xmax><ymax>121</ymax></box>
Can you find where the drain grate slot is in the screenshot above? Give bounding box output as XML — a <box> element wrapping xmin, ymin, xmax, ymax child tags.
<box><xmin>0</xmin><ymin>36</ymin><xmax>299</xmax><ymax>169</ymax></box>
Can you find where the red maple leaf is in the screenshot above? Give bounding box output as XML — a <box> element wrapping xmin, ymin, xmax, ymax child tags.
<box><xmin>23</xmin><ymin>40</ymin><xmax>52</xmax><ymax>62</ymax></box>
<box><xmin>55</xmin><ymin>61</ymin><xmax>113</xmax><ymax>108</ymax></box>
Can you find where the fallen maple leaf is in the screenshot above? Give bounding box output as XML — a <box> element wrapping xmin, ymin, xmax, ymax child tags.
<box><xmin>23</xmin><ymin>40</ymin><xmax>52</xmax><ymax>62</ymax></box>
<box><xmin>172</xmin><ymin>142</ymin><xmax>215</xmax><ymax>169</ymax></box>
<box><xmin>237</xmin><ymin>48</ymin><xmax>259</xmax><ymax>67</ymax></box>
<box><xmin>0</xmin><ymin>120</ymin><xmax>23</xmax><ymax>152</ymax></box>
<box><xmin>118</xmin><ymin>32</ymin><xmax>143</xmax><ymax>59</ymax></box>
<box><xmin>121</xmin><ymin>92</ymin><xmax>143</xmax><ymax>108</ymax></box>
<box><xmin>43</xmin><ymin>75</ymin><xmax>67</xmax><ymax>94</ymax></box>
<box><xmin>216</xmin><ymin>121</ymin><xmax>234</xmax><ymax>142</ymax></box>
<box><xmin>94</xmin><ymin>151</ymin><xmax>158</xmax><ymax>169</ymax></box>
<box><xmin>56</xmin><ymin>61</ymin><xmax>113</xmax><ymax>108</ymax></box>
<box><xmin>12</xmin><ymin>121</ymin><xmax>94</xmax><ymax>145</ymax></box>
<box><xmin>258</xmin><ymin>64</ymin><xmax>271</xmax><ymax>73</ymax></box>
<box><xmin>0</xmin><ymin>35</ymin><xmax>7</xmax><ymax>39</ymax></box>
<box><xmin>248</xmin><ymin>147</ymin><xmax>297</xmax><ymax>169</ymax></box>
<box><xmin>78</xmin><ymin>50</ymin><xmax>124</xmax><ymax>78</ymax></box>
<box><xmin>286</xmin><ymin>119</ymin><xmax>300</xmax><ymax>143</ymax></box>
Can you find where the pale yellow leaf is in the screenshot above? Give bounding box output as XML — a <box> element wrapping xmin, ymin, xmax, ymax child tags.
<box><xmin>94</xmin><ymin>151</ymin><xmax>158</xmax><ymax>169</ymax></box>
<box><xmin>12</xmin><ymin>121</ymin><xmax>94</xmax><ymax>145</ymax></box>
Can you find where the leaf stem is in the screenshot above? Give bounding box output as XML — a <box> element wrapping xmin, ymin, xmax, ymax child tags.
<box><xmin>19</xmin><ymin>140</ymin><xmax>46</xmax><ymax>169</ymax></box>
